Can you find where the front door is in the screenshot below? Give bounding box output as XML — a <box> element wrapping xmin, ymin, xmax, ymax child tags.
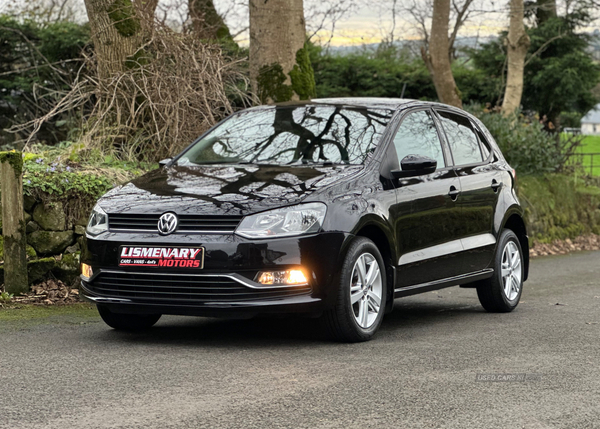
<box><xmin>389</xmin><ymin>109</ymin><xmax>464</xmax><ymax>287</ymax></box>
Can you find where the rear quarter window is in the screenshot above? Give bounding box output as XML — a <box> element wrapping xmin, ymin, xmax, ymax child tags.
<box><xmin>437</xmin><ymin>110</ymin><xmax>483</xmax><ymax>166</ymax></box>
<box><xmin>474</xmin><ymin>127</ymin><xmax>492</xmax><ymax>160</ymax></box>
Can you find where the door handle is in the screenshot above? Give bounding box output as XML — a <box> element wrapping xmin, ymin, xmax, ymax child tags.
<box><xmin>491</xmin><ymin>179</ymin><xmax>501</xmax><ymax>192</ymax></box>
<box><xmin>448</xmin><ymin>186</ymin><xmax>460</xmax><ymax>200</ymax></box>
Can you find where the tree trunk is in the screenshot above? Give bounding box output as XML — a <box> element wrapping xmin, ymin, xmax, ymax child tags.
<box><xmin>502</xmin><ymin>0</ymin><xmax>530</xmax><ymax>116</ymax></box>
<box><xmin>133</xmin><ymin>0</ymin><xmax>158</xmax><ymax>37</ymax></box>
<box><xmin>249</xmin><ymin>0</ymin><xmax>315</xmax><ymax>103</ymax></box>
<box><xmin>189</xmin><ymin>0</ymin><xmax>232</xmax><ymax>41</ymax></box>
<box><xmin>422</xmin><ymin>0</ymin><xmax>462</xmax><ymax>108</ymax></box>
<box><xmin>0</xmin><ymin>152</ymin><xmax>28</xmax><ymax>295</ymax></box>
<box><xmin>83</xmin><ymin>0</ymin><xmax>144</xmax><ymax>79</ymax></box>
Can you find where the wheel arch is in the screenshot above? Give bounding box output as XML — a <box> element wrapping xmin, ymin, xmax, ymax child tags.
<box><xmin>355</xmin><ymin>223</ymin><xmax>396</xmax><ymax>313</ymax></box>
<box><xmin>501</xmin><ymin>212</ymin><xmax>529</xmax><ymax>281</ymax></box>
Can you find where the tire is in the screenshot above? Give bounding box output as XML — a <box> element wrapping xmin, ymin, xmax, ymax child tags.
<box><xmin>476</xmin><ymin>229</ymin><xmax>524</xmax><ymax>312</ymax></box>
<box><xmin>97</xmin><ymin>305</ymin><xmax>161</xmax><ymax>331</ymax></box>
<box><xmin>322</xmin><ymin>237</ymin><xmax>387</xmax><ymax>342</ymax></box>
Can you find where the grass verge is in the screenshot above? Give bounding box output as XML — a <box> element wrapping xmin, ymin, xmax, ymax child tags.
<box><xmin>519</xmin><ymin>174</ymin><xmax>600</xmax><ymax>243</ymax></box>
<box><xmin>579</xmin><ymin>135</ymin><xmax>600</xmax><ymax>153</ymax></box>
<box><xmin>575</xmin><ymin>135</ymin><xmax>600</xmax><ymax>176</ymax></box>
<box><xmin>0</xmin><ymin>303</ymin><xmax>98</xmax><ymax>322</ymax></box>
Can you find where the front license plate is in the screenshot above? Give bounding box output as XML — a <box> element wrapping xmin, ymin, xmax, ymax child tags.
<box><xmin>118</xmin><ymin>246</ymin><xmax>205</xmax><ymax>269</ymax></box>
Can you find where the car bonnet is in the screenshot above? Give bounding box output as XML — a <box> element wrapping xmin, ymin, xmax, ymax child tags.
<box><xmin>97</xmin><ymin>163</ymin><xmax>366</xmax><ymax>216</ymax></box>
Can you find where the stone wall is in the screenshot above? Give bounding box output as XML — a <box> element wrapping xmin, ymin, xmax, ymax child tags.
<box><xmin>0</xmin><ymin>195</ymin><xmax>85</xmax><ymax>287</ymax></box>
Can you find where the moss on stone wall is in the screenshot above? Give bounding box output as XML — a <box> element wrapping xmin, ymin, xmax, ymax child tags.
<box><xmin>289</xmin><ymin>45</ymin><xmax>316</xmax><ymax>100</ymax></box>
<box><xmin>2</xmin><ymin>233</ymin><xmax>28</xmax><ymax>293</ymax></box>
<box><xmin>27</xmin><ymin>230</ymin><xmax>74</xmax><ymax>256</ymax></box>
<box><xmin>27</xmin><ymin>258</ymin><xmax>57</xmax><ymax>285</ymax></box>
<box><xmin>107</xmin><ymin>0</ymin><xmax>141</xmax><ymax>38</ymax></box>
<box><xmin>0</xmin><ymin>151</ymin><xmax>23</xmax><ymax>176</ymax></box>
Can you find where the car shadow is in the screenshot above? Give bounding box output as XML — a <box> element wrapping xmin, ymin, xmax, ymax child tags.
<box><xmin>92</xmin><ymin>297</ymin><xmax>487</xmax><ymax>347</ymax></box>
<box><xmin>97</xmin><ymin>314</ymin><xmax>331</xmax><ymax>346</ymax></box>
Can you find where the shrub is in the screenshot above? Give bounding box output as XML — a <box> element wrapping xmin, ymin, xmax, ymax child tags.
<box><xmin>0</xmin><ymin>15</ymin><xmax>90</xmax><ymax>147</ymax></box>
<box><xmin>467</xmin><ymin>104</ymin><xmax>582</xmax><ymax>175</ymax></box>
<box><xmin>310</xmin><ymin>45</ymin><xmax>437</xmax><ymax>100</ymax></box>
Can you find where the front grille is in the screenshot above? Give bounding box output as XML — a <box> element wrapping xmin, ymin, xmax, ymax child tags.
<box><xmin>87</xmin><ymin>271</ymin><xmax>312</xmax><ymax>304</ymax></box>
<box><xmin>108</xmin><ymin>214</ymin><xmax>243</xmax><ymax>234</ymax></box>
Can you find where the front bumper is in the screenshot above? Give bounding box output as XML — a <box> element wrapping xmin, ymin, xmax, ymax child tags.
<box><xmin>81</xmin><ymin>232</ymin><xmax>352</xmax><ymax>317</ymax></box>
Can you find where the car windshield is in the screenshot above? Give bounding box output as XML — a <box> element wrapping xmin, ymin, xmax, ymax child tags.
<box><xmin>177</xmin><ymin>105</ymin><xmax>394</xmax><ymax>166</ymax></box>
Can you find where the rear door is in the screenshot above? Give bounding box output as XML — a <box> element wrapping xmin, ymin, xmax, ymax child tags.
<box><xmin>388</xmin><ymin>108</ymin><xmax>464</xmax><ymax>287</ymax></box>
<box><xmin>434</xmin><ymin>109</ymin><xmax>502</xmax><ymax>273</ymax></box>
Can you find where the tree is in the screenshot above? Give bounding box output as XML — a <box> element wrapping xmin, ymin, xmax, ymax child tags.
<box><xmin>133</xmin><ymin>0</ymin><xmax>158</xmax><ymax>36</ymax></box>
<box><xmin>399</xmin><ymin>0</ymin><xmax>475</xmax><ymax>61</ymax></box>
<box><xmin>421</xmin><ymin>0</ymin><xmax>462</xmax><ymax>108</ymax></box>
<box><xmin>523</xmin><ymin>13</ymin><xmax>600</xmax><ymax>129</ymax></box>
<box><xmin>83</xmin><ymin>0</ymin><xmax>144</xmax><ymax>79</ymax></box>
<box><xmin>249</xmin><ymin>0</ymin><xmax>316</xmax><ymax>103</ymax></box>
<box><xmin>501</xmin><ymin>0</ymin><xmax>530</xmax><ymax>116</ymax></box>
<box><xmin>470</xmin><ymin>7</ymin><xmax>600</xmax><ymax>129</ymax></box>
<box><xmin>189</xmin><ymin>0</ymin><xmax>233</xmax><ymax>41</ymax></box>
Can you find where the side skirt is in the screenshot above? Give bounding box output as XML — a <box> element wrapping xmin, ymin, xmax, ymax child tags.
<box><xmin>393</xmin><ymin>269</ymin><xmax>494</xmax><ymax>298</ymax></box>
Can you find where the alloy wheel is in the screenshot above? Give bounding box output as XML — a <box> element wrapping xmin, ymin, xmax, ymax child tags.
<box><xmin>349</xmin><ymin>253</ymin><xmax>383</xmax><ymax>329</ymax></box>
<box><xmin>501</xmin><ymin>241</ymin><xmax>522</xmax><ymax>301</ymax></box>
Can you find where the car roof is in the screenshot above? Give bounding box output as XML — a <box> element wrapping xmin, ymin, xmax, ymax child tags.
<box><xmin>247</xmin><ymin>98</ymin><xmax>473</xmax><ymax>118</ymax></box>
<box><xmin>311</xmin><ymin>97</ymin><xmax>416</xmax><ymax>109</ymax></box>
<box><xmin>252</xmin><ymin>97</ymin><xmax>417</xmax><ymax>111</ymax></box>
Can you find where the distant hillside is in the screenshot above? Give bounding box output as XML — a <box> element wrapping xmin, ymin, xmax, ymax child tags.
<box><xmin>327</xmin><ymin>36</ymin><xmax>498</xmax><ymax>57</ymax></box>
<box><xmin>327</xmin><ymin>32</ymin><xmax>600</xmax><ymax>61</ymax></box>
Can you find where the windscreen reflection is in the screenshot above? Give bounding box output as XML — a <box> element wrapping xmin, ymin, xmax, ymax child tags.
<box><xmin>178</xmin><ymin>105</ymin><xmax>393</xmax><ymax>166</ymax></box>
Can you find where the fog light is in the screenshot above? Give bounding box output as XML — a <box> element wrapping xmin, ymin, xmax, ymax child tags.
<box><xmin>256</xmin><ymin>269</ymin><xmax>308</xmax><ymax>286</ymax></box>
<box><xmin>81</xmin><ymin>263</ymin><xmax>93</xmax><ymax>279</ymax></box>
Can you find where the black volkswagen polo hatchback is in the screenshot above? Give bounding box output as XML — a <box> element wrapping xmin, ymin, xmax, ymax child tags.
<box><xmin>81</xmin><ymin>98</ymin><xmax>529</xmax><ymax>342</ymax></box>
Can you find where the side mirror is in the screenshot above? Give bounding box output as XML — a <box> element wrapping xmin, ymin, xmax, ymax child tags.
<box><xmin>391</xmin><ymin>155</ymin><xmax>437</xmax><ymax>179</ymax></box>
<box><xmin>158</xmin><ymin>158</ymin><xmax>173</xmax><ymax>167</ymax></box>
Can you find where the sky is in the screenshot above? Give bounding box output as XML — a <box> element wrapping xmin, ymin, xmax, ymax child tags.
<box><xmin>0</xmin><ymin>0</ymin><xmax>598</xmax><ymax>48</ymax></box>
<box><xmin>213</xmin><ymin>0</ymin><xmax>599</xmax><ymax>47</ymax></box>
<box><xmin>216</xmin><ymin>0</ymin><xmax>514</xmax><ymax>47</ymax></box>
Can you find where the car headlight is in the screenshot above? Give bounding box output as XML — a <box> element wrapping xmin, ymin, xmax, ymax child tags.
<box><xmin>235</xmin><ymin>203</ymin><xmax>327</xmax><ymax>239</ymax></box>
<box><xmin>87</xmin><ymin>204</ymin><xmax>108</xmax><ymax>236</ymax></box>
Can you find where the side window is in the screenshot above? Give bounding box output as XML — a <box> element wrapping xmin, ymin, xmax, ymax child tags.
<box><xmin>437</xmin><ymin>111</ymin><xmax>483</xmax><ymax>165</ymax></box>
<box><xmin>393</xmin><ymin>110</ymin><xmax>445</xmax><ymax>169</ymax></box>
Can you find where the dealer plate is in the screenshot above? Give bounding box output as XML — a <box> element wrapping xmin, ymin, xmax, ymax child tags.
<box><xmin>118</xmin><ymin>246</ymin><xmax>205</xmax><ymax>269</ymax></box>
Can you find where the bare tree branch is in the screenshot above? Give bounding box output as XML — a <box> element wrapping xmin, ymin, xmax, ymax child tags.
<box><xmin>449</xmin><ymin>0</ymin><xmax>475</xmax><ymax>59</ymax></box>
<box><xmin>305</xmin><ymin>0</ymin><xmax>359</xmax><ymax>49</ymax></box>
